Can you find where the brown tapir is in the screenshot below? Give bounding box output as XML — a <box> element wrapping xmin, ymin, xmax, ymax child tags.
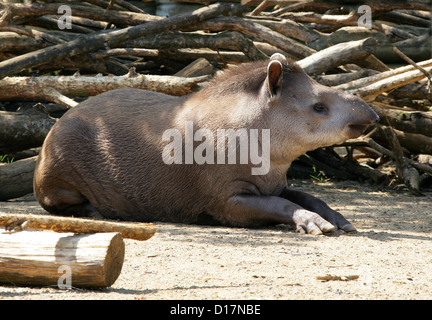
<box><xmin>33</xmin><ymin>54</ymin><xmax>378</xmax><ymax>235</ymax></box>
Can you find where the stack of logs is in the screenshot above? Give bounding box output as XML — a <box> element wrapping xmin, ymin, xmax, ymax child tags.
<box><xmin>0</xmin><ymin>0</ymin><xmax>431</xmax><ymax>197</ymax></box>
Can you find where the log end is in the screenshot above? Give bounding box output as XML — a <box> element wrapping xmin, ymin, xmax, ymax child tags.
<box><xmin>103</xmin><ymin>232</ymin><xmax>125</xmax><ymax>287</ymax></box>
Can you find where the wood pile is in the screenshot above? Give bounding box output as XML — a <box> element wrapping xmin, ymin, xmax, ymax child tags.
<box><xmin>0</xmin><ymin>0</ymin><xmax>431</xmax><ymax>197</ymax></box>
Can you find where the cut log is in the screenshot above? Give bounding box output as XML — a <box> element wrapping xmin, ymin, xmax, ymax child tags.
<box><xmin>174</xmin><ymin>58</ymin><xmax>214</xmax><ymax>77</ymax></box>
<box><xmin>0</xmin><ymin>109</ymin><xmax>56</xmax><ymax>154</ymax></box>
<box><xmin>0</xmin><ymin>230</ymin><xmax>125</xmax><ymax>288</ymax></box>
<box><xmin>0</xmin><ymin>156</ymin><xmax>37</xmax><ymax>201</ymax></box>
<box><xmin>0</xmin><ymin>213</ymin><xmax>158</xmax><ymax>241</ymax></box>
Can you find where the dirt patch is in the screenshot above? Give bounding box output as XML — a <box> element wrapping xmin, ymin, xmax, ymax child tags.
<box><xmin>0</xmin><ymin>180</ymin><xmax>431</xmax><ymax>300</ymax></box>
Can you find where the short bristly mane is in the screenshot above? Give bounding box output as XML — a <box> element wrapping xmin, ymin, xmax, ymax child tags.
<box><xmin>199</xmin><ymin>58</ymin><xmax>302</xmax><ymax>97</ymax></box>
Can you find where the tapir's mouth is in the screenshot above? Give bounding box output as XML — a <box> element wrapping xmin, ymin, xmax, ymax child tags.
<box><xmin>347</xmin><ymin>124</ymin><xmax>369</xmax><ymax>138</ymax></box>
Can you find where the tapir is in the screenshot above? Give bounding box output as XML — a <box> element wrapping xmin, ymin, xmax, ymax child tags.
<box><xmin>33</xmin><ymin>54</ymin><xmax>378</xmax><ymax>235</ymax></box>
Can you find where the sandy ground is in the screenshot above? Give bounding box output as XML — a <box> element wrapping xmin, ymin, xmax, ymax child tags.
<box><xmin>0</xmin><ymin>179</ymin><xmax>431</xmax><ymax>300</ymax></box>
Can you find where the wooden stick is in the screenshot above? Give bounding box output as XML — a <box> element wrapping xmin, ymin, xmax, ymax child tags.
<box><xmin>0</xmin><ymin>213</ymin><xmax>158</xmax><ymax>241</ymax></box>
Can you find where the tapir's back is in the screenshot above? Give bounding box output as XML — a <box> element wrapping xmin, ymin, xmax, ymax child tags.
<box><xmin>34</xmin><ymin>88</ymin><xmax>213</xmax><ymax>222</ymax></box>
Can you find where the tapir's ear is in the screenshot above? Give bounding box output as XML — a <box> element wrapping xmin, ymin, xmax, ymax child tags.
<box><xmin>270</xmin><ymin>53</ymin><xmax>287</xmax><ymax>63</ymax></box>
<box><xmin>266</xmin><ymin>59</ymin><xmax>283</xmax><ymax>98</ymax></box>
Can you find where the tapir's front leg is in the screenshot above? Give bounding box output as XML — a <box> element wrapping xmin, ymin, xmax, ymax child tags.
<box><xmin>279</xmin><ymin>188</ymin><xmax>356</xmax><ymax>233</ymax></box>
<box><xmin>224</xmin><ymin>195</ymin><xmax>335</xmax><ymax>235</ymax></box>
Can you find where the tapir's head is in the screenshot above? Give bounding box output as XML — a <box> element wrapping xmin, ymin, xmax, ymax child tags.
<box><xmin>261</xmin><ymin>54</ymin><xmax>379</xmax><ymax>159</ymax></box>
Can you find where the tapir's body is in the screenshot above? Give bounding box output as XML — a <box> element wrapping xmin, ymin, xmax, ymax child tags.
<box><xmin>34</xmin><ymin>55</ymin><xmax>378</xmax><ymax>234</ymax></box>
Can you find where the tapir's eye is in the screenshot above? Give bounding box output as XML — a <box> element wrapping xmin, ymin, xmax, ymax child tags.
<box><xmin>312</xmin><ymin>102</ymin><xmax>328</xmax><ymax>114</ymax></box>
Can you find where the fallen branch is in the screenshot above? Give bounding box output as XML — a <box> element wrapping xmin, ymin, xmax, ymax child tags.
<box><xmin>0</xmin><ymin>213</ymin><xmax>158</xmax><ymax>241</ymax></box>
<box><xmin>0</xmin><ymin>71</ymin><xmax>210</xmax><ymax>104</ymax></box>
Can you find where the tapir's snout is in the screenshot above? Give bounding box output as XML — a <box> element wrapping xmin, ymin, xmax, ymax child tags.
<box><xmin>344</xmin><ymin>99</ymin><xmax>379</xmax><ymax>139</ymax></box>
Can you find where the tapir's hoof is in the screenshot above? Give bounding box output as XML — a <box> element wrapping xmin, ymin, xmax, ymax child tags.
<box><xmin>340</xmin><ymin>223</ymin><xmax>357</xmax><ymax>233</ymax></box>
